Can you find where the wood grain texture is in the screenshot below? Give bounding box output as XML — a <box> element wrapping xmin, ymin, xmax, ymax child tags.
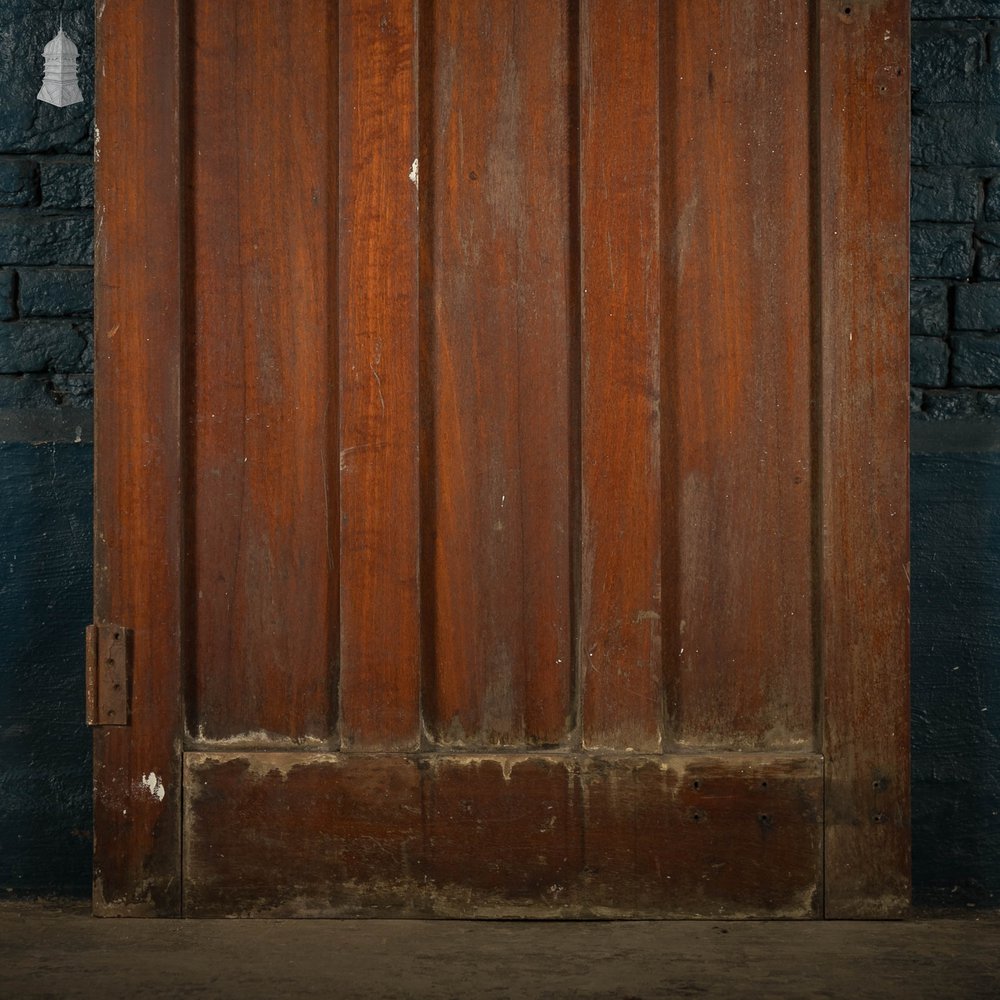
<box><xmin>338</xmin><ymin>0</ymin><xmax>421</xmax><ymax>750</ymax></box>
<box><xmin>818</xmin><ymin>0</ymin><xmax>911</xmax><ymax>917</ymax></box>
<box><xmin>184</xmin><ymin>751</ymin><xmax>822</xmax><ymax>918</ymax></box>
<box><xmin>188</xmin><ymin>1</ymin><xmax>337</xmax><ymax>742</ymax></box>
<box><xmin>422</xmin><ymin>0</ymin><xmax>573</xmax><ymax>748</ymax></box>
<box><xmin>661</xmin><ymin>1</ymin><xmax>815</xmax><ymax>751</ymax></box>
<box><xmin>92</xmin><ymin>0</ymin><xmax>183</xmax><ymax>915</ymax></box>
<box><xmin>579</xmin><ymin>0</ymin><xmax>663</xmax><ymax>752</ymax></box>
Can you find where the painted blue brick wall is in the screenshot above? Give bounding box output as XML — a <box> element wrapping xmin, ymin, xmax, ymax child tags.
<box><xmin>0</xmin><ymin>0</ymin><xmax>93</xmax><ymax>898</ymax></box>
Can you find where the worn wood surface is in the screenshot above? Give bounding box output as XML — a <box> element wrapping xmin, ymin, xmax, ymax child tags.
<box><xmin>184</xmin><ymin>752</ymin><xmax>823</xmax><ymax>918</ymax></box>
<box><xmin>188</xmin><ymin>0</ymin><xmax>337</xmax><ymax>742</ymax></box>
<box><xmin>661</xmin><ymin>1</ymin><xmax>815</xmax><ymax>751</ymax></box>
<box><xmin>95</xmin><ymin>0</ymin><xmax>911</xmax><ymax>918</ymax></box>
<box><xmin>578</xmin><ymin>0</ymin><xmax>663</xmax><ymax>753</ymax></box>
<box><xmin>338</xmin><ymin>0</ymin><xmax>422</xmax><ymax>751</ymax></box>
<box><xmin>93</xmin><ymin>0</ymin><xmax>183</xmax><ymax>915</ymax></box>
<box><xmin>423</xmin><ymin>0</ymin><xmax>574</xmax><ymax>749</ymax></box>
<box><xmin>818</xmin><ymin>0</ymin><xmax>911</xmax><ymax>917</ymax></box>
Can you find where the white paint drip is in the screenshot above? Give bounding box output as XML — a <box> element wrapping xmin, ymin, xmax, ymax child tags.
<box><xmin>140</xmin><ymin>771</ymin><xmax>165</xmax><ymax>802</ymax></box>
<box><xmin>409</xmin><ymin>157</ymin><xmax>419</xmax><ymax>190</ymax></box>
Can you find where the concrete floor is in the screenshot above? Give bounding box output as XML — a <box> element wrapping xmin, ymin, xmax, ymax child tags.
<box><xmin>1</xmin><ymin>901</ymin><xmax>998</xmax><ymax>999</ymax></box>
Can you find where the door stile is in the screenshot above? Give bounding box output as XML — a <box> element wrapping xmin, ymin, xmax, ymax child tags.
<box><xmin>818</xmin><ymin>0</ymin><xmax>911</xmax><ymax>918</ymax></box>
<box><xmin>93</xmin><ymin>0</ymin><xmax>185</xmax><ymax>915</ymax></box>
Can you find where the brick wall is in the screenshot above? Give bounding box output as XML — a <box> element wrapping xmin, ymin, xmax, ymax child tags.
<box><xmin>912</xmin><ymin>0</ymin><xmax>1000</xmax><ymax>418</ymax></box>
<box><xmin>0</xmin><ymin>1</ymin><xmax>93</xmax><ymax>897</ymax></box>
<box><xmin>0</xmin><ymin>2</ymin><xmax>93</xmax><ymax>411</ymax></box>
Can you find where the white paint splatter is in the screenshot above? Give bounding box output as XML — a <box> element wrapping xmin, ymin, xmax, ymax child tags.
<box><xmin>409</xmin><ymin>157</ymin><xmax>419</xmax><ymax>190</ymax></box>
<box><xmin>141</xmin><ymin>772</ymin><xmax>165</xmax><ymax>802</ymax></box>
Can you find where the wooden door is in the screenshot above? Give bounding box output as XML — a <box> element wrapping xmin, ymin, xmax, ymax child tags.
<box><xmin>92</xmin><ymin>0</ymin><xmax>910</xmax><ymax>918</ymax></box>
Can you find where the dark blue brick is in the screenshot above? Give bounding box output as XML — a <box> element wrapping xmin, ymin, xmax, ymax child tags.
<box><xmin>48</xmin><ymin>373</ymin><xmax>92</xmax><ymax>407</ymax></box>
<box><xmin>955</xmin><ymin>282</ymin><xmax>1000</xmax><ymax>329</ymax></box>
<box><xmin>953</xmin><ymin>334</ymin><xmax>1000</xmax><ymax>385</ymax></box>
<box><xmin>911</xmin><ymin>24</ymin><xmax>997</xmax><ymax>105</ymax></box>
<box><xmin>0</xmin><ymin>268</ymin><xmax>13</xmax><ymax>320</ymax></box>
<box><xmin>912</xmin><ymin>107</ymin><xmax>1000</xmax><ymax>167</ymax></box>
<box><xmin>0</xmin><ymin>319</ymin><xmax>90</xmax><ymax>373</ymax></box>
<box><xmin>911</xmin><ymin>223</ymin><xmax>975</xmax><ymax>279</ymax></box>
<box><xmin>18</xmin><ymin>267</ymin><xmax>92</xmax><ymax>317</ymax></box>
<box><xmin>0</xmin><ymin>374</ymin><xmax>55</xmax><ymax>408</ymax></box>
<box><xmin>985</xmin><ymin>178</ymin><xmax>1000</xmax><ymax>222</ymax></box>
<box><xmin>0</xmin><ymin>213</ymin><xmax>92</xmax><ymax>266</ymax></box>
<box><xmin>913</xmin><ymin>1</ymin><xmax>1000</xmax><ymax>15</ymax></box>
<box><xmin>912</xmin><ymin>170</ymin><xmax>981</xmax><ymax>223</ymax></box>
<box><xmin>920</xmin><ymin>390</ymin><xmax>981</xmax><ymax>420</ymax></box>
<box><xmin>976</xmin><ymin>226</ymin><xmax>1000</xmax><ymax>280</ymax></box>
<box><xmin>912</xmin><ymin>337</ymin><xmax>951</xmax><ymax>387</ymax></box>
<box><xmin>0</xmin><ymin>157</ymin><xmax>37</xmax><ymax>206</ymax></box>
<box><xmin>39</xmin><ymin>159</ymin><xmax>92</xmax><ymax>209</ymax></box>
<box><xmin>911</xmin><ymin>281</ymin><xmax>950</xmax><ymax>337</ymax></box>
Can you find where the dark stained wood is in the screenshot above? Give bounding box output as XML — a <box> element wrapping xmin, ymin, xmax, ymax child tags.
<box><xmin>818</xmin><ymin>0</ymin><xmax>911</xmax><ymax>918</ymax></box>
<box><xmin>184</xmin><ymin>751</ymin><xmax>822</xmax><ymax>918</ymax></box>
<box><xmin>423</xmin><ymin>0</ymin><xmax>573</xmax><ymax>747</ymax></box>
<box><xmin>579</xmin><ymin>0</ymin><xmax>663</xmax><ymax>752</ymax></box>
<box><xmin>661</xmin><ymin>0</ymin><xmax>815</xmax><ymax>750</ymax></box>
<box><xmin>92</xmin><ymin>0</ymin><xmax>183</xmax><ymax>914</ymax></box>
<box><xmin>338</xmin><ymin>0</ymin><xmax>422</xmax><ymax>750</ymax></box>
<box><xmin>188</xmin><ymin>1</ymin><xmax>337</xmax><ymax>741</ymax></box>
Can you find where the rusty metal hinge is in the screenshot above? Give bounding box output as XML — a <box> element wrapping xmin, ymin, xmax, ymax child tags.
<box><xmin>85</xmin><ymin>624</ymin><xmax>132</xmax><ymax>726</ymax></box>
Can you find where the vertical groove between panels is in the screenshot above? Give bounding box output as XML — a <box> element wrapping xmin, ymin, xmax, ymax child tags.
<box><xmin>334</xmin><ymin>2</ymin><xmax>345</xmax><ymax>750</ymax></box>
<box><xmin>179</xmin><ymin>0</ymin><xmax>197</xmax><ymax>745</ymax></box>
<box><xmin>808</xmin><ymin>0</ymin><xmax>827</xmax><ymax>914</ymax></box>
<box><xmin>809</xmin><ymin>2</ymin><xmax>825</xmax><ymax>762</ymax></box>
<box><xmin>417</xmin><ymin>0</ymin><xmax>436</xmax><ymax>750</ymax></box>
<box><xmin>658</xmin><ymin>1</ymin><xmax>679</xmax><ymax>749</ymax></box>
<box><xmin>177</xmin><ymin>0</ymin><xmax>192</xmax><ymax>914</ymax></box>
<box><xmin>567</xmin><ymin>0</ymin><xmax>582</xmax><ymax>749</ymax></box>
<box><xmin>327</xmin><ymin>0</ymin><xmax>342</xmax><ymax>746</ymax></box>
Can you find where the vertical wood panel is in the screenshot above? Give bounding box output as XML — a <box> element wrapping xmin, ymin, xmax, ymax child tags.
<box><xmin>189</xmin><ymin>1</ymin><xmax>337</xmax><ymax>741</ymax></box>
<box><xmin>579</xmin><ymin>0</ymin><xmax>662</xmax><ymax>752</ymax></box>
<box><xmin>819</xmin><ymin>0</ymin><xmax>910</xmax><ymax>917</ymax></box>
<box><xmin>423</xmin><ymin>0</ymin><xmax>573</xmax><ymax>747</ymax></box>
<box><xmin>92</xmin><ymin>0</ymin><xmax>183</xmax><ymax>914</ymax></box>
<box><xmin>338</xmin><ymin>0</ymin><xmax>421</xmax><ymax>750</ymax></box>
<box><xmin>661</xmin><ymin>1</ymin><xmax>814</xmax><ymax>749</ymax></box>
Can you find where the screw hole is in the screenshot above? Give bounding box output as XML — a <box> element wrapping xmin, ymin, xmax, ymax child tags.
<box><xmin>758</xmin><ymin>813</ymin><xmax>773</xmax><ymax>826</ymax></box>
<box><xmin>692</xmin><ymin>811</ymin><xmax>703</xmax><ymax>823</ymax></box>
<box><xmin>692</xmin><ymin>779</ymin><xmax>701</xmax><ymax>791</ymax></box>
<box><xmin>113</xmin><ymin>632</ymin><xmax>120</xmax><ymax>640</ymax></box>
<box><xmin>843</xmin><ymin>5</ymin><xmax>852</xmax><ymax>14</ymax></box>
<box><xmin>760</xmin><ymin>780</ymin><xmax>768</xmax><ymax>790</ymax></box>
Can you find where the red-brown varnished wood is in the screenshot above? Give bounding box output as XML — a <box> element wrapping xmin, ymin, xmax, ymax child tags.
<box><xmin>188</xmin><ymin>1</ymin><xmax>337</xmax><ymax>742</ymax></box>
<box><xmin>184</xmin><ymin>751</ymin><xmax>822</xmax><ymax>917</ymax></box>
<box><xmin>423</xmin><ymin>0</ymin><xmax>573</xmax><ymax>747</ymax></box>
<box><xmin>661</xmin><ymin>1</ymin><xmax>815</xmax><ymax>750</ymax></box>
<box><xmin>95</xmin><ymin>1</ymin><xmax>911</xmax><ymax>920</ymax></box>
<box><xmin>338</xmin><ymin>0</ymin><xmax>421</xmax><ymax>750</ymax></box>
<box><xmin>819</xmin><ymin>0</ymin><xmax>911</xmax><ymax>918</ymax></box>
<box><xmin>93</xmin><ymin>0</ymin><xmax>183</xmax><ymax>914</ymax></box>
<box><xmin>579</xmin><ymin>1</ymin><xmax>663</xmax><ymax>752</ymax></box>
